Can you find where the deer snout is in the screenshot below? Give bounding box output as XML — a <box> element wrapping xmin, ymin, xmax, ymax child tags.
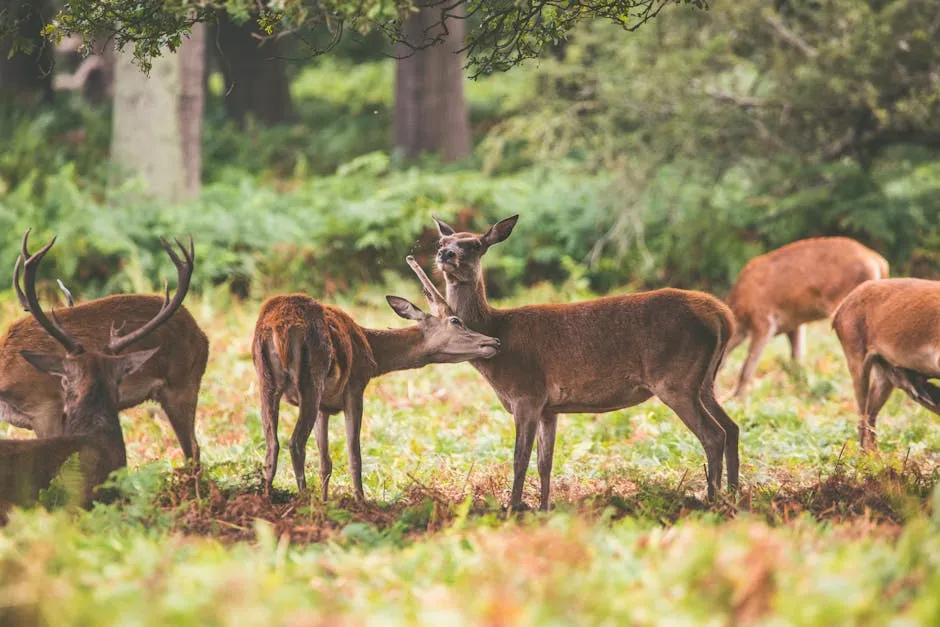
<box><xmin>438</xmin><ymin>249</ymin><xmax>457</xmax><ymax>263</ymax></box>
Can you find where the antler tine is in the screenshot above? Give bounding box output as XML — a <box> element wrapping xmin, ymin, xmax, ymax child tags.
<box><xmin>17</xmin><ymin>229</ymin><xmax>84</xmax><ymax>354</ymax></box>
<box><xmin>13</xmin><ymin>255</ymin><xmax>28</xmax><ymax>311</ymax></box>
<box><xmin>56</xmin><ymin>279</ymin><xmax>74</xmax><ymax>307</ymax></box>
<box><xmin>106</xmin><ymin>235</ymin><xmax>195</xmax><ymax>355</ymax></box>
<box><xmin>405</xmin><ymin>255</ymin><xmax>448</xmax><ymax>315</ymax></box>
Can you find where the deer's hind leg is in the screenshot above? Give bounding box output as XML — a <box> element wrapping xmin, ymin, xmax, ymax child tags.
<box><xmin>657</xmin><ymin>386</ymin><xmax>726</xmax><ymax>500</ymax></box>
<box><xmin>254</xmin><ymin>345</ymin><xmax>284</xmax><ymax>498</ymax></box>
<box><xmin>861</xmin><ymin>360</ymin><xmax>894</xmax><ymax>451</ymax></box>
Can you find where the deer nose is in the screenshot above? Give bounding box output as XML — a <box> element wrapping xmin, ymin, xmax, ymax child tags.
<box><xmin>439</xmin><ymin>249</ymin><xmax>456</xmax><ymax>262</ymax></box>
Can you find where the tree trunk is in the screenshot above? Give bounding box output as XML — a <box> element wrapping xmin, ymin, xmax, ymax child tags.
<box><xmin>110</xmin><ymin>24</ymin><xmax>205</xmax><ymax>201</ymax></box>
<box><xmin>0</xmin><ymin>0</ymin><xmax>54</xmax><ymax>105</ymax></box>
<box><xmin>394</xmin><ymin>1</ymin><xmax>470</xmax><ymax>162</ymax></box>
<box><xmin>216</xmin><ymin>15</ymin><xmax>293</xmax><ymax>125</ymax></box>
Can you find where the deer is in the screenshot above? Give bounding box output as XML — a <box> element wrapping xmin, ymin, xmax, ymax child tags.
<box><xmin>0</xmin><ymin>236</ymin><xmax>208</xmax><ymax>464</ymax></box>
<box><xmin>1</xmin><ymin>231</ymin><xmax>193</xmax><ymax>514</ymax></box>
<box><xmin>831</xmin><ymin>278</ymin><xmax>940</xmax><ymax>450</ymax></box>
<box><xmin>431</xmin><ymin>215</ymin><xmax>739</xmax><ymax>511</ymax></box>
<box><xmin>252</xmin><ymin>256</ymin><xmax>501</xmax><ymax>501</ymax></box>
<box><xmin>725</xmin><ymin>237</ymin><xmax>889</xmax><ymax>398</ymax></box>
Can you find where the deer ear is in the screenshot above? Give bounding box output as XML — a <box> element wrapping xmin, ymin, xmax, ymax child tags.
<box><xmin>481</xmin><ymin>215</ymin><xmax>519</xmax><ymax>248</ymax></box>
<box><xmin>386</xmin><ymin>295</ymin><xmax>427</xmax><ymax>321</ymax></box>
<box><xmin>114</xmin><ymin>347</ymin><xmax>160</xmax><ymax>379</ymax></box>
<box><xmin>432</xmin><ymin>215</ymin><xmax>456</xmax><ymax>237</ymax></box>
<box><xmin>20</xmin><ymin>351</ymin><xmax>65</xmax><ymax>377</ymax></box>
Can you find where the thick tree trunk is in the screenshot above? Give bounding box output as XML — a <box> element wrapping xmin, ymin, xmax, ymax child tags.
<box><xmin>110</xmin><ymin>24</ymin><xmax>205</xmax><ymax>201</ymax></box>
<box><xmin>216</xmin><ymin>15</ymin><xmax>293</xmax><ymax>125</ymax></box>
<box><xmin>0</xmin><ymin>0</ymin><xmax>54</xmax><ymax>105</ymax></box>
<box><xmin>394</xmin><ymin>1</ymin><xmax>470</xmax><ymax>162</ymax></box>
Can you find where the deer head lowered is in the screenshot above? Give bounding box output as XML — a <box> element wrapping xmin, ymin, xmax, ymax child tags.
<box><xmin>432</xmin><ymin>214</ymin><xmax>740</xmax><ymax>511</ymax></box>
<box><xmin>724</xmin><ymin>237</ymin><xmax>889</xmax><ymax>398</ymax></box>
<box><xmin>252</xmin><ymin>255</ymin><xmax>500</xmax><ymax>501</ymax></box>
<box><xmin>832</xmin><ymin>278</ymin><xmax>940</xmax><ymax>450</ymax></box>
<box><xmin>0</xmin><ymin>231</ymin><xmax>194</xmax><ymax>516</ymax></box>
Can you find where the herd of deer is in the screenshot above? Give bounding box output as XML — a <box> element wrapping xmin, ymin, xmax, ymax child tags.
<box><xmin>1</xmin><ymin>215</ymin><xmax>937</xmax><ymax>517</ymax></box>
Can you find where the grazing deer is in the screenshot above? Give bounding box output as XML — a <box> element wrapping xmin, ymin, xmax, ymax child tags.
<box><xmin>432</xmin><ymin>215</ymin><xmax>739</xmax><ymax>511</ymax></box>
<box><xmin>0</xmin><ymin>237</ymin><xmax>208</xmax><ymax>463</ymax></box>
<box><xmin>831</xmin><ymin>278</ymin><xmax>940</xmax><ymax>450</ymax></box>
<box><xmin>252</xmin><ymin>256</ymin><xmax>501</xmax><ymax>501</ymax></box>
<box><xmin>725</xmin><ymin>237</ymin><xmax>888</xmax><ymax>397</ymax></box>
<box><xmin>1</xmin><ymin>231</ymin><xmax>192</xmax><ymax>512</ymax></box>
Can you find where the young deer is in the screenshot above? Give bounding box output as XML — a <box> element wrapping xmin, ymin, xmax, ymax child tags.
<box><xmin>0</xmin><ymin>236</ymin><xmax>208</xmax><ymax>463</ymax></box>
<box><xmin>432</xmin><ymin>215</ymin><xmax>739</xmax><ymax>511</ymax></box>
<box><xmin>832</xmin><ymin>278</ymin><xmax>940</xmax><ymax>450</ymax></box>
<box><xmin>252</xmin><ymin>256</ymin><xmax>501</xmax><ymax>501</ymax></box>
<box><xmin>0</xmin><ymin>231</ymin><xmax>193</xmax><ymax>513</ymax></box>
<box><xmin>725</xmin><ymin>237</ymin><xmax>888</xmax><ymax>397</ymax></box>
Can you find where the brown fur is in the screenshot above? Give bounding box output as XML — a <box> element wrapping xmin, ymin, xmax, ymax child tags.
<box><xmin>725</xmin><ymin>237</ymin><xmax>888</xmax><ymax>397</ymax></box>
<box><xmin>434</xmin><ymin>215</ymin><xmax>739</xmax><ymax>510</ymax></box>
<box><xmin>832</xmin><ymin>278</ymin><xmax>940</xmax><ymax>449</ymax></box>
<box><xmin>0</xmin><ymin>294</ymin><xmax>209</xmax><ymax>461</ymax></box>
<box><xmin>252</xmin><ymin>279</ymin><xmax>500</xmax><ymax>501</ymax></box>
<box><xmin>1</xmin><ymin>232</ymin><xmax>193</xmax><ymax>518</ymax></box>
<box><xmin>0</xmin><ymin>434</ymin><xmax>124</xmax><ymax>521</ymax></box>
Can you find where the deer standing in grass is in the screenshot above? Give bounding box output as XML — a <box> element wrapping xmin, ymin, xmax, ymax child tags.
<box><xmin>1</xmin><ymin>231</ymin><xmax>193</xmax><ymax>512</ymax></box>
<box><xmin>832</xmin><ymin>278</ymin><xmax>940</xmax><ymax>450</ymax></box>
<box><xmin>252</xmin><ymin>256</ymin><xmax>501</xmax><ymax>501</ymax></box>
<box><xmin>0</xmin><ymin>238</ymin><xmax>208</xmax><ymax>463</ymax></box>
<box><xmin>431</xmin><ymin>215</ymin><xmax>739</xmax><ymax>511</ymax></box>
<box><xmin>725</xmin><ymin>237</ymin><xmax>888</xmax><ymax>398</ymax></box>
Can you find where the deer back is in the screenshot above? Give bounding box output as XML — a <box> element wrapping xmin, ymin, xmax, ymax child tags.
<box><xmin>727</xmin><ymin>237</ymin><xmax>888</xmax><ymax>329</ymax></box>
<box><xmin>253</xmin><ymin>295</ymin><xmax>376</xmax><ymax>407</ymax></box>
<box><xmin>466</xmin><ymin>288</ymin><xmax>734</xmax><ymax>407</ymax></box>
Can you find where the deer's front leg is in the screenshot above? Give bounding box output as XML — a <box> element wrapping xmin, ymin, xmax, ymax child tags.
<box><xmin>509</xmin><ymin>402</ymin><xmax>540</xmax><ymax>512</ymax></box>
<box><xmin>313</xmin><ymin>410</ymin><xmax>332</xmax><ymax>501</ymax></box>
<box><xmin>343</xmin><ymin>387</ymin><xmax>365</xmax><ymax>502</ymax></box>
<box><xmin>537</xmin><ymin>411</ymin><xmax>558</xmax><ymax>511</ymax></box>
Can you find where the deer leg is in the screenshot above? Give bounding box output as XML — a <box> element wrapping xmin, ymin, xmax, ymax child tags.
<box><xmin>658</xmin><ymin>389</ymin><xmax>725</xmax><ymax>500</ymax></box>
<box><xmin>510</xmin><ymin>406</ymin><xmax>540</xmax><ymax>512</ymax></box>
<box><xmin>289</xmin><ymin>383</ymin><xmax>321</xmax><ymax>495</ymax></box>
<box><xmin>786</xmin><ymin>325</ymin><xmax>805</xmax><ymax>363</ymax></box>
<box><xmin>700</xmin><ymin>391</ymin><xmax>740</xmax><ymax>492</ymax></box>
<box><xmin>733</xmin><ymin>320</ymin><xmax>775</xmax><ymax>398</ymax></box>
<box><xmin>258</xmin><ymin>378</ymin><xmax>282</xmax><ymax>498</ymax></box>
<box><xmin>313</xmin><ymin>410</ymin><xmax>332</xmax><ymax>502</ymax></box>
<box><xmin>536</xmin><ymin>411</ymin><xmax>558</xmax><ymax>511</ymax></box>
<box><xmin>861</xmin><ymin>364</ymin><xmax>893</xmax><ymax>451</ymax></box>
<box><xmin>884</xmin><ymin>367</ymin><xmax>940</xmax><ymax>415</ymax></box>
<box><xmin>159</xmin><ymin>385</ymin><xmax>202</xmax><ymax>465</ymax></box>
<box><xmin>343</xmin><ymin>389</ymin><xmax>365</xmax><ymax>502</ymax></box>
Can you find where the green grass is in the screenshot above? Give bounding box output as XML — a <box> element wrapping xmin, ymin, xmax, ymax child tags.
<box><xmin>2</xmin><ymin>282</ymin><xmax>940</xmax><ymax>625</ymax></box>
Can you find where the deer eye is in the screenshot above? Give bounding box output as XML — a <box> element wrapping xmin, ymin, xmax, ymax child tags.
<box><xmin>449</xmin><ymin>317</ymin><xmax>463</xmax><ymax>327</ymax></box>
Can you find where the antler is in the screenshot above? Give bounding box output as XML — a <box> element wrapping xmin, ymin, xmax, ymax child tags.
<box><xmin>16</xmin><ymin>229</ymin><xmax>84</xmax><ymax>354</ymax></box>
<box><xmin>405</xmin><ymin>255</ymin><xmax>449</xmax><ymax>316</ymax></box>
<box><xmin>106</xmin><ymin>236</ymin><xmax>194</xmax><ymax>355</ymax></box>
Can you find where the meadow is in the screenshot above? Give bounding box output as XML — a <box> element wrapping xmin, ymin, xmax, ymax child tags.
<box><xmin>2</xmin><ymin>276</ymin><xmax>940</xmax><ymax>626</ymax></box>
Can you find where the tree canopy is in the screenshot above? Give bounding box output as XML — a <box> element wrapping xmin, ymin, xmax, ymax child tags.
<box><xmin>3</xmin><ymin>0</ymin><xmax>707</xmax><ymax>77</ymax></box>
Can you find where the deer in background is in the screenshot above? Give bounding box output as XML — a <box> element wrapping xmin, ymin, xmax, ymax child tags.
<box><xmin>725</xmin><ymin>237</ymin><xmax>888</xmax><ymax>397</ymax></box>
<box><xmin>252</xmin><ymin>256</ymin><xmax>501</xmax><ymax>501</ymax></box>
<box><xmin>832</xmin><ymin>278</ymin><xmax>940</xmax><ymax>450</ymax></box>
<box><xmin>432</xmin><ymin>215</ymin><xmax>739</xmax><ymax>511</ymax></box>
<box><xmin>0</xmin><ymin>236</ymin><xmax>209</xmax><ymax>463</ymax></box>
<box><xmin>1</xmin><ymin>231</ymin><xmax>193</xmax><ymax>513</ymax></box>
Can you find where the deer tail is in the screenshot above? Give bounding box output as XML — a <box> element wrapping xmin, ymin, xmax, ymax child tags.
<box><xmin>702</xmin><ymin>302</ymin><xmax>736</xmax><ymax>400</ymax></box>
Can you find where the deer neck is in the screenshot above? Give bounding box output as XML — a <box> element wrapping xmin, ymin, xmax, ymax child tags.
<box><xmin>445</xmin><ymin>273</ymin><xmax>492</xmax><ymax>330</ymax></box>
<box><xmin>363</xmin><ymin>326</ymin><xmax>430</xmax><ymax>376</ymax></box>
